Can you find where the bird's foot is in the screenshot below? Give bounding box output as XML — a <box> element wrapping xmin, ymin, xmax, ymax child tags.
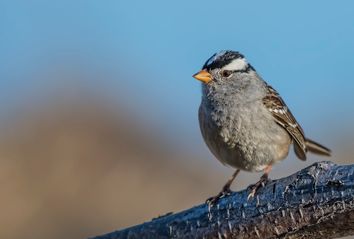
<box><xmin>247</xmin><ymin>175</ymin><xmax>269</xmax><ymax>200</ymax></box>
<box><xmin>206</xmin><ymin>186</ymin><xmax>232</xmax><ymax>206</ymax></box>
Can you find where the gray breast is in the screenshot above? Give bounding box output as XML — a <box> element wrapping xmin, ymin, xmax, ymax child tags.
<box><xmin>199</xmin><ymin>92</ymin><xmax>291</xmax><ymax>172</ymax></box>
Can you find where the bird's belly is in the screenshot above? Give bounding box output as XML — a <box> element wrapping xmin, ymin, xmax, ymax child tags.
<box><xmin>199</xmin><ymin>105</ymin><xmax>291</xmax><ymax>172</ymax></box>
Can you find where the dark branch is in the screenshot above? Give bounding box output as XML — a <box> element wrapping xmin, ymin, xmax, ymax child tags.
<box><xmin>91</xmin><ymin>161</ymin><xmax>354</xmax><ymax>239</ymax></box>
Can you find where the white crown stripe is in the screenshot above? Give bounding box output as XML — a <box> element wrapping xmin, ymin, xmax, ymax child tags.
<box><xmin>222</xmin><ymin>58</ymin><xmax>248</xmax><ymax>71</ymax></box>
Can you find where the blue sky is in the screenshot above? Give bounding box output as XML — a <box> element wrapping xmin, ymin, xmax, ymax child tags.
<box><xmin>1</xmin><ymin>1</ymin><xmax>354</xmax><ymax>154</ymax></box>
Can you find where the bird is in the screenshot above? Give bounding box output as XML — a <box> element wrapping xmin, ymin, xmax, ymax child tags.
<box><xmin>193</xmin><ymin>50</ymin><xmax>331</xmax><ymax>205</ymax></box>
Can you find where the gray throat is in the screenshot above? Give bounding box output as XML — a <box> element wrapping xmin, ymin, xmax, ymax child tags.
<box><xmin>200</xmin><ymin>72</ymin><xmax>271</xmax><ymax>150</ymax></box>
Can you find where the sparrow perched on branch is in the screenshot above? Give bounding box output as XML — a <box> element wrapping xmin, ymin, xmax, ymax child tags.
<box><xmin>193</xmin><ymin>50</ymin><xmax>331</xmax><ymax>205</ymax></box>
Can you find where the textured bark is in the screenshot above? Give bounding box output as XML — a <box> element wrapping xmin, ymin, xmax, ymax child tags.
<box><xmin>91</xmin><ymin>161</ymin><xmax>354</xmax><ymax>239</ymax></box>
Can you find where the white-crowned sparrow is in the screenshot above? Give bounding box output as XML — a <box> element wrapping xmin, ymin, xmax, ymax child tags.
<box><xmin>193</xmin><ymin>50</ymin><xmax>331</xmax><ymax>204</ymax></box>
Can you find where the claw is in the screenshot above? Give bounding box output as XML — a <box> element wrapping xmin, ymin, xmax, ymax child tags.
<box><xmin>206</xmin><ymin>169</ymin><xmax>240</xmax><ymax>206</ymax></box>
<box><xmin>206</xmin><ymin>188</ymin><xmax>232</xmax><ymax>206</ymax></box>
<box><xmin>247</xmin><ymin>175</ymin><xmax>270</xmax><ymax>200</ymax></box>
<box><xmin>247</xmin><ymin>188</ymin><xmax>257</xmax><ymax>200</ymax></box>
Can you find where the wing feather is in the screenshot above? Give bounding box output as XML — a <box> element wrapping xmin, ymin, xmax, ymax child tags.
<box><xmin>262</xmin><ymin>84</ymin><xmax>307</xmax><ymax>160</ymax></box>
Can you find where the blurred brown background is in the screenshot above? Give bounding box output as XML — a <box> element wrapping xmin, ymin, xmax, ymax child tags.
<box><xmin>0</xmin><ymin>72</ymin><xmax>352</xmax><ymax>239</ymax></box>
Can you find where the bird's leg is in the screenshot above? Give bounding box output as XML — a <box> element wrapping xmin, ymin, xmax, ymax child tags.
<box><xmin>206</xmin><ymin>169</ymin><xmax>241</xmax><ymax>206</ymax></box>
<box><xmin>247</xmin><ymin>165</ymin><xmax>272</xmax><ymax>200</ymax></box>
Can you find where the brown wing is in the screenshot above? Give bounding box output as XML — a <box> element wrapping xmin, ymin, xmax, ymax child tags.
<box><xmin>262</xmin><ymin>84</ymin><xmax>307</xmax><ymax>160</ymax></box>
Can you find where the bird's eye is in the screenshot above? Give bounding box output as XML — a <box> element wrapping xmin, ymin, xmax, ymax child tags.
<box><xmin>221</xmin><ymin>70</ymin><xmax>232</xmax><ymax>78</ymax></box>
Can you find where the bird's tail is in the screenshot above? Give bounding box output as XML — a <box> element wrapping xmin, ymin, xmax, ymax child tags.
<box><xmin>306</xmin><ymin>138</ymin><xmax>331</xmax><ymax>156</ymax></box>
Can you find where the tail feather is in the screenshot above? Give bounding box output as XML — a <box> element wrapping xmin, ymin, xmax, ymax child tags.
<box><xmin>305</xmin><ymin>138</ymin><xmax>331</xmax><ymax>156</ymax></box>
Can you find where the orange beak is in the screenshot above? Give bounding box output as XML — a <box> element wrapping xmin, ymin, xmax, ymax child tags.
<box><xmin>193</xmin><ymin>69</ymin><xmax>212</xmax><ymax>84</ymax></box>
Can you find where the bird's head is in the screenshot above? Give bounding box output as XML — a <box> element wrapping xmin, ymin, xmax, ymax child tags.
<box><xmin>193</xmin><ymin>50</ymin><xmax>253</xmax><ymax>85</ymax></box>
